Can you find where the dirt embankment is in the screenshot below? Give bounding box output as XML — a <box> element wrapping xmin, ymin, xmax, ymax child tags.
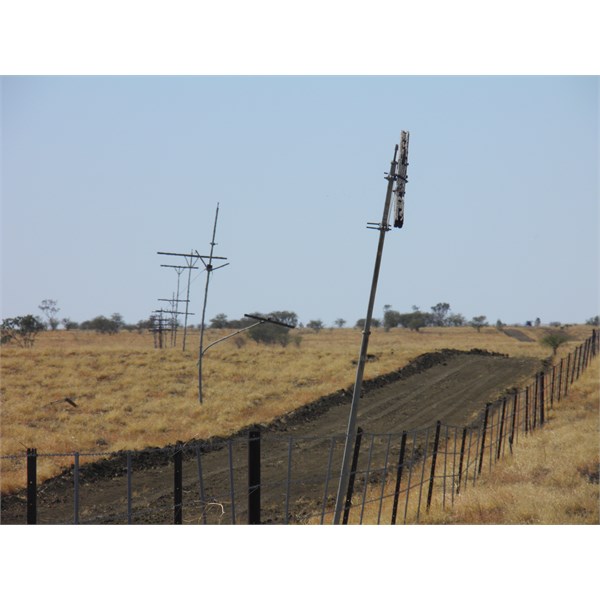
<box><xmin>0</xmin><ymin>349</ymin><xmax>541</xmax><ymax>525</ymax></box>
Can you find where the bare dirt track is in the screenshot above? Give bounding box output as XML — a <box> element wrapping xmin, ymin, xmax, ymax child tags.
<box><xmin>0</xmin><ymin>349</ymin><xmax>540</xmax><ymax>525</ymax></box>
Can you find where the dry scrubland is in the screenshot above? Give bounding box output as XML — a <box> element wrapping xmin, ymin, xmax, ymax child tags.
<box><xmin>353</xmin><ymin>355</ymin><xmax>599</xmax><ymax>525</ymax></box>
<box><xmin>0</xmin><ymin>325</ymin><xmax>593</xmax><ymax>494</ymax></box>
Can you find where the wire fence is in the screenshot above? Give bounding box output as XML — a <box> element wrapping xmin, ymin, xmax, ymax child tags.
<box><xmin>1</xmin><ymin>330</ymin><xmax>597</xmax><ymax>525</ymax></box>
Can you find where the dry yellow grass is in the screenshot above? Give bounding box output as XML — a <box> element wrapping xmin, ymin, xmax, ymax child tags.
<box><xmin>0</xmin><ymin>324</ymin><xmax>593</xmax><ymax>494</ymax></box>
<box><xmin>353</xmin><ymin>352</ymin><xmax>599</xmax><ymax>525</ymax></box>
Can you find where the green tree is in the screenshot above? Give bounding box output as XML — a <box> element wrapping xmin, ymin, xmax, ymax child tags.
<box><xmin>1</xmin><ymin>315</ymin><xmax>46</xmax><ymax>347</ymax></box>
<box><xmin>446</xmin><ymin>313</ymin><xmax>466</xmax><ymax>327</ymax></box>
<box><xmin>585</xmin><ymin>315</ymin><xmax>599</xmax><ymax>326</ymax></box>
<box><xmin>430</xmin><ymin>302</ymin><xmax>451</xmax><ymax>326</ymax></box>
<box><xmin>61</xmin><ymin>318</ymin><xmax>79</xmax><ymax>330</ymax></box>
<box><xmin>39</xmin><ymin>299</ymin><xmax>60</xmax><ymax>330</ymax></box>
<box><xmin>110</xmin><ymin>313</ymin><xmax>125</xmax><ymax>332</ymax></box>
<box><xmin>307</xmin><ymin>319</ymin><xmax>324</xmax><ymax>333</ymax></box>
<box><xmin>80</xmin><ymin>315</ymin><xmax>120</xmax><ymax>334</ymax></box>
<box><xmin>405</xmin><ymin>311</ymin><xmax>430</xmax><ymax>332</ymax></box>
<box><xmin>469</xmin><ymin>316</ymin><xmax>488</xmax><ymax>332</ymax></box>
<box><xmin>383</xmin><ymin>307</ymin><xmax>401</xmax><ymax>331</ymax></box>
<box><xmin>246</xmin><ymin>312</ymin><xmax>292</xmax><ymax>346</ymax></box>
<box><xmin>540</xmin><ymin>330</ymin><xmax>570</xmax><ymax>356</ymax></box>
<box><xmin>210</xmin><ymin>313</ymin><xmax>230</xmax><ymax>328</ymax></box>
<box><xmin>334</xmin><ymin>318</ymin><xmax>346</xmax><ymax>328</ymax></box>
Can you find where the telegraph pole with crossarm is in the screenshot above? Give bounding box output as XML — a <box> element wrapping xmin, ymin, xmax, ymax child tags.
<box><xmin>332</xmin><ymin>132</ymin><xmax>410</xmax><ymax>524</ymax></box>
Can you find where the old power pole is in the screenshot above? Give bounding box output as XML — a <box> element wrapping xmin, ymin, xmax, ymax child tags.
<box><xmin>332</xmin><ymin>132</ymin><xmax>410</xmax><ymax>524</ymax></box>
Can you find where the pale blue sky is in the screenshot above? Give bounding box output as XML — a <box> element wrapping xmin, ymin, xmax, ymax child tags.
<box><xmin>1</xmin><ymin>76</ymin><xmax>598</xmax><ymax>327</ymax></box>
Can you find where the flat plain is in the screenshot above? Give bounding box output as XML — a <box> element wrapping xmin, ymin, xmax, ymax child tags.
<box><xmin>0</xmin><ymin>324</ymin><xmax>592</xmax><ymax>497</ymax></box>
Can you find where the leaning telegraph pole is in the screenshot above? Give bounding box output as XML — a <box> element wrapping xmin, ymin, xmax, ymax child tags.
<box><xmin>332</xmin><ymin>132</ymin><xmax>410</xmax><ymax>524</ymax></box>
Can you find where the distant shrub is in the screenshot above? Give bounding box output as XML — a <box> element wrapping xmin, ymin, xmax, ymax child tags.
<box><xmin>540</xmin><ymin>330</ymin><xmax>570</xmax><ymax>356</ymax></box>
<box><xmin>1</xmin><ymin>315</ymin><xmax>46</xmax><ymax>348</ymax></box>
<box><xmin>307</xmin><ymin>319</ymin><xmax>324</xmax><ymax>333</ymax></box>
<box><xmin>80</xmin><ymin>315</ymin><xmax>121</xmax><ymax>335</ymax></box>
<box><xmin>247</xmin><ymin>321</ymin><xmax>290</xmax><ymax>346</ymax></box>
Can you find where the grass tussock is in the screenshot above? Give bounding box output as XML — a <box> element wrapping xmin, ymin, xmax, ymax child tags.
<box><xmin>0</xmin><ymin>325</ymin><xmax>593</xmax><ymax>495</ymax></box>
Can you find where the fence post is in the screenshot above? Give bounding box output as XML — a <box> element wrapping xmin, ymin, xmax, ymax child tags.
<box><xmin>390</xmin><ymin>431</ymin><xmax>407</xmax><ymax>525</ymax></box>
<box><xmin>456</xmin><ymin>427</ymin><xmax>468</xmax><ymax>494</ymax></box>
<box><xmin>478</xmin><ymin>404</ymin><xmax>491</xmax><ymax>475</ymax></box>
<box><xmin>557</xmin><ymin>358</ymin><xmax>564</xmax><ymax>402</ymax></box>
<box><xmin>550</xmin><ymin>364</ymin><xmax>556</xmax><ymax>408</ymax></box>
<box><xmin>342</xmin><ymin>427</ymin><xmax>363</xmax><ymax>525</ymax></box>
<box><xmin>581</xmin><ymin>339</ymin><xmax>589</xmax><ymax>372</ymax></box>
<box><xmin>126</xmin><ymin>451</ymin><xmax>133</xmax><ymax>525</ymax></box>
<box><xmin>569</xmin><ymin>348</ymin><xmax>577</xmax><ymax>385</ymax></box>
<box><xmin>496</xmin><ymin>398</ymin><xmax>507</xmax><ymax>460</ymax></box>
<box><xmin>174</xmin><ymin>447</ymin><xmax>183</xmax><ymax>524</ymax></box>
<box><xmin>196</xmin><ymin>446</ymin><xmax>207</xmax><ymax>525</ymax></box>
<box><xmin>26</xmin><ymin>448</ymin><xmax>37</xmax><ymax>525</ymax></box>
<box><xmin>579</xmin><ymin>342</ymin><xmax>584</xmax><ymax>376</ymax></box>
<box><xmin>426</xmin><ymin>421</ymin><xmax>442</xmax><ymax>510</ymax></box>
<box><xmin>564</xmin><ymin>353</ymin><xmax>571</xmax><ymax>396</ymax></box>
<box><xmin>539</xmin><ymin>371</ymin><xmax>545</xmax><ymax>426</ymax></box>
<box><xmin>524</xmin><ymin>387</ymin><xmax>530</xmax><ymax>433</ymax></box>
<box><xmin>509</xmin><ymin>391</ymin><xmax>518</xmax><ymax>452</ymax></box>
<box><xmin>320</xmin><ymin>438</ymin><xmax>336</xmax><ymax>525</ymax></box>
<box><xmin>532</xmin><ymin>378</ymin><xmax>538</xmax><ymax>430</ymax></box>
<box><xmin>248</xmin><ymin>426</ymin><xmax>261</xmax><ymax>525</ymax></box>
<box><xmin>228</xmin><ymin>440</ymin><xmax>236</xmax><ymax>524</ymax></box>
<box><xmin>74</xmin><ymin>452</ymin><xmax>80</xmax><ymax>525</ymax></box>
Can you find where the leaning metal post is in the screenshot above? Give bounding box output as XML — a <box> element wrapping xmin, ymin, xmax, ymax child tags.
<box><xmin>332</xmin><ymin>134</ymin><xmax>409</xmax><ymax>524</ymax></box>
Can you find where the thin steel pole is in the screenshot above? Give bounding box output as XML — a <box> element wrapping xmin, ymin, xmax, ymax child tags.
<box><xmin>126</xmin><ymin>452</ymin><xmax>132</xmax><ymax>525</ymax></box>
<box><xmin>390</xmin><ymin>431</ymin><xmax>408</xmax><ymax>525</ymax></box>
<box><xmin>359</xmin><ymin>433</ymin><xmax>376</xmax><ymax>524</ymax></box>
<box><xmin>228</xmin><ymin>440</ymin><xmax>236</xmax><ymax>524</ymax></box>
<box><xmin>182</xmin><ymin>250</ymin><xmax>194</xmax><ymax>352</ymax></box>
<box><xmin>333</xmin><ymin>143</ymin><xmax>400</xmax><ymax>524</ymax></box>
<box><xmin>403</xmin><ymin>431</ymin><xmax>418</xmax><ymax>524</ymax></box>
<box><xmin>320</xmin><ymin>438</ymin><xmax>336</xmax><ymax>524</ymax></box>
<box><xmin>173</xmin><ymin>268</ymin><xmax>183</xmax><ymax>347</ymax></box>
<box><xmin>284</xmin><ymin>437</ymin><xmax>293</xmax><ymax>524</ymax></box>
<box><xmin>416</xmin><ymin>427</ymin><xmax>431</xmax><ymax>521</ymax></box>
<box><xmin>376</xmin><ymin>434</ymin><xmax>393</xmax><ymax>525</ymax></box>
<box><xmin>74</xmin><ymin>452</ymin><xmax>80</xmax><ymax>525</ymax></box>
<box><xmin>196</xmin><ymin>445</ymin><xmax>207</xmax><ymax>524</ymax></box>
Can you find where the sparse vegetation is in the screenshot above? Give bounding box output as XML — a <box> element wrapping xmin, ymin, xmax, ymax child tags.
<box><xmin>0</xmin><ymin>324</ymin><xmax>593</xmax><ymax>495</ymax></box>
<box><xmin>420</xmin><ymin>356</ymin><xmax>599</xmax><ymax>524</ymax></box>
<box><xmin>348</xmin><ymin>352</ymin><xmax>599</xmax><ymax>525</ymax></box>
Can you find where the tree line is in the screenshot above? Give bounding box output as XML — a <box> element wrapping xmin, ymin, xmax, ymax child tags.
<box><xmin>2</xmin><ymin>298</ymin><xmax>598</xmax><ymax>349</ymax></box>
